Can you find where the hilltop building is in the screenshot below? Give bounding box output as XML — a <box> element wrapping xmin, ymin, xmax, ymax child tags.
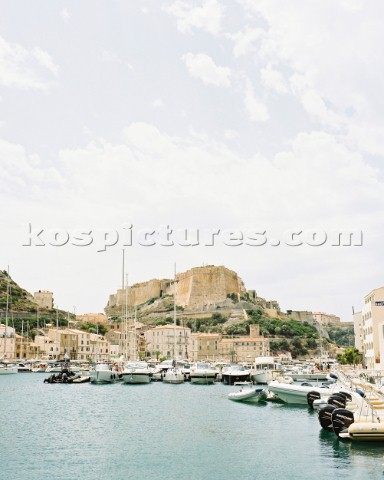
<box><xmin>106</xmin><ymin>265</ymin><xmax>246</xmax><ymax>314</ymax></box>
<box><xmin>34</xmin><ymin>290</ymin><xmax>54</xmax><ymax>309</ymax></box>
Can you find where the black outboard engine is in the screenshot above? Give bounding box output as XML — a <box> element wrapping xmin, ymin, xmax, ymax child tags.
<box><xmin>327</xmin><ymin>394</ymin><xmax>346</xmax><ymax>409</ymax></box>
<box><xmin>318</xmin><ymin>404</ymin><xmax>336</xmax><ymax>432</ymax></box>
<box><xmin>331</xmin><ymin>408</ymin><xmax>354</xmax><ymax>437</ymax></box>
<box><xmin>338</xmin><ymin>391</ymin><xmax>352</xmax><ymax>402</ymax></box>
<box><xmin>307</xmin><ymin>390</ymin><xmax>321</xmax><ymax>408</ymax></box>
<box><xmin>355</xmin><ymin>387</ymin><xmax>365</xmax><ymax>398</ymax></box>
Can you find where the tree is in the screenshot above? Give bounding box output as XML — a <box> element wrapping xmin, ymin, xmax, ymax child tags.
<box><xmin>337</xmin><ymin>347</ymin><xmax>360</xmax><ymax>366</ymax></box>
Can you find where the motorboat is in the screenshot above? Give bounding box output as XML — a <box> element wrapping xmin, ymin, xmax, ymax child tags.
<box><xmin>0</xmin><ymin>361</ymin><xmax>18</xmax><ymax>375</ymax></box>
<box><xmin>90</xmin><ymin>363</ymin><xmax>118</xmax><ymax>384</ymax></box>
<box><xmin>318</xmin><ymin>380</ymin><xmax>384</xmax><ymax>441</ymax></box>
<box><xmin>44</xmin><ymin>363</ymin><xmax>90</xmax><ymax>383</ymax></box>
<box><xmin>163</xmin><ymin>364</ymin><xmax>184</xmax><ymax>384</ymax></box>
<box><xmin>189</xmin><ymin>362</ymin><xmax>217</xmax><ymax>385</ymax></box>
<box><xmin>221</xmin><ymin>364</ymin><xmax>251</xmax><ymax>385</ymax></box>
<box><xmin>121</xmin><ymin>361</ymin><xmax>152</xmax><ymax>384</ymax></box>
<box><xmin>251</xmin><ymin>356</ymin><xmax>282</xmax><ymax>384</ymax></box>
<box><xmin>17</xmin><ymin>362</ymin><xmax>32</xmax><ymax>372</ymax></box>
<box><xmin>267</xmin><ymin>379</ymin><xmax>333</xmax><ymax>405</ymax></box>
<box><xmin>228</xmin><ymin>382</ymin><xmax>265</xmax><ymax>403</ymax></box>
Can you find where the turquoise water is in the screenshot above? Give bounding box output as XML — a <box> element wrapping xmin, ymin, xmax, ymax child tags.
<box><xmin>1</xmin><ymin>375</ymin><xmax>384</xmax><ymax>480</ymax></box>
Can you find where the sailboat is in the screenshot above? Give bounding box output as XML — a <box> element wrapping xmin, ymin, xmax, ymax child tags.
<box><xmin>163</xmin><ymin>264</ymin><xmax>184</xmax><ymax>384</ymax></box>
<box><xmin>0</xmin><ymin>268</ymin><xmax>18</xmax><ymax>375</ymax></box>
<box><xmin>91</xmin><ymin>324</ymin><xmax>118</xmax><ymax>384</ymax></box>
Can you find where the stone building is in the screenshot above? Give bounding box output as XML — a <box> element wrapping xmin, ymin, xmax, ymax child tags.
<box><xmin>106</xmin><ymin>265</ymin><xmax>246</xmax><ymax>314</ymax></box>
<box><xmin>34</xmin><ymin>290</ymin><xmax>54</xmax><ymax>309</ymax></box>
<box><xmin>144</xmin><ymin>324</ymin><xmax>191</xmax><ymax>360</ymax></box>
<box><xmin>0</xmin><ymin>324</ymin><xmax>16</xmax><ymax>360</ymax></box>
<box><xmin>218</xmin><ymin>324</ymin><xmax>270</xmax><ymax>363</ymax></box>
<box><xmin>190</xmin><ymin>333</ymin><xmax>221</xmax><ymax>361</ymax></box>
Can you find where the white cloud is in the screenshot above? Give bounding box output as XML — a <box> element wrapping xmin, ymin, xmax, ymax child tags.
<box><xmin>32</xmin><ymin>47</ymin><xmax>59</xmax><ymax>76</ymax></box>
<box><xmin>101</xmin><ymin>49</ymin><xmax>123</xmax><ymax>65</ymax></box>
<box><xmin>244</xmin><ymin>79</ymin><xmax>269</xmax><ymax>122</ymax></box>
<box><xmin>236</xmin><ymin>0</ymin><xmax>384</xmax><ymax>155</ymax></box>
<box><xmin>261</xmin><ymin>64</ymin><xmax>289</xmax><ymax>94</ymax></box>
<box><xmin>60</xmin><ymin>8</ymin><xmax>71</xmax><ymax>22</ymax></box>
<box><xmin>228</xmin><ymin>26</ymin><xmax>265</xmax><ymax>58</ymax></box>
<box><xmin>152</xmin><ymin>98</ymin><xmax>165</xmax><ymax>108</ymax></box>
<box><xmin>182</xmin><ymin>52</ymin><xmax>231</xmax><ymax>87</ymax></box>
<box><xmin>165</xmin><ymin>0</ymin><xmax>224</xmax><ymax>35</ymax></box>
<box><xmin>0</xmin><ymin>36</ymin><xmax>58</xmax><ymax>89</ymax></box>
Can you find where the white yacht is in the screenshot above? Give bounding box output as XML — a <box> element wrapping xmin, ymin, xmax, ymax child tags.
<box><xmin>221</xmin><ymin>364</ymin><xmax>251</xmax><ymax>385</ymax></box>
<box><xmin>189</xmin><ymin>362</ymin><xmax>217</xmax><ymax>385</ymax></box>
<box><xmin>0</xmin><ymin>362</ymin><xmax>18</xmax><ymax>375</ymax></box>
<box><xmin>163</xmin><ymin>365</ymin><xmax>184</xmax><ymax>384</ymax></box>
<box><xmin>90</xmin><ymin>363</ymin><xmax>118</xmax><ymax>384</ymax></box>
<box><xmin>121</xmin><ymin>361</ymin><xmax>152</xmax><ymax>384</ymax></box>
<box><xmin>251</xmin><ymin>356</ymin><xmax>282</xmax><ymax>384</ymax></box>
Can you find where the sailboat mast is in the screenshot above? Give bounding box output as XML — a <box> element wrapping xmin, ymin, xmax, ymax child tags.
<box><xmin>125</xmin><ymin>273</ymin><xmax>128</xmax><ymax>361</ymax></box>
<box><xmin>3</xmin><ymin>267</ymin><xmax>10</xmax><ymax>359</ymax></box>
<box><xmin>56</xmin><ymin>308</ymin><xmax>59</xmax><ymax>360</ymax></box>
<box><xmin>173</xmin><ymin>263</ymin><xmax>177</xmax><ymax>361</ymax></box>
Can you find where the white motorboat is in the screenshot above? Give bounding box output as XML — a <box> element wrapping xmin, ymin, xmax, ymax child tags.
<box><xmin>163</xmin><ymin>366</ymin><xmax>184</xmax><ymax>384</ymax></box>
<box><xmin>121</xmin><ymin>361</ymin><xmax>151</xmax><ymax>384</ymax></box>
<box><xmin>267</xmin><ymin>380</ymin><xmax>332</xmax><ymax>405</ymax></box>
<box><xmin>251</xmin><ymin>356</ymin><xmax>282</xmax><ymax>384</ymax></box>
<box><xmin>90</xmin><ymin>363</ymin><xmax>118</xmax><ymax>384</ymax></box>
<box><xmin>189</xmin><ymin>362</ymin><xmax>217</xmax><ymax>385</ymax></box>
<box><xmin>228</xmin><ymin>382</ymin><xmax>265</xmax><ymax>403</ymax></box>
<box><xmin>0</xmin><ymin>362</ymin><xmax>18</xmax><ymax>375</ymax></box>
<box><xmin>17</xmin><ymin>362</ymin><xmax>32</xmax><ymax>372</ymax></box>
<box><xmin>221</xmin><ymin>364</ymin><xmax>251</xmax><ymax>385</ymax></box>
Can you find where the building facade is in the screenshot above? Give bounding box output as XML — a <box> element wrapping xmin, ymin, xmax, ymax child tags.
<box><xmin>362</xmin><ymin>287</ymin><xmax>384</xmax><ymax>369</ymax></box>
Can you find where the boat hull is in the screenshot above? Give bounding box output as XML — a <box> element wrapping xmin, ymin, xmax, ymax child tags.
<box><xmin>222</xmin><ymin>373</ymin><xmax>251</xmax><ymax>385</ymax></box>
<box><xmin>121</xmin><ymin>373</ymin><xmax>151</xmax><ymax>384</ymax></box>
<box><xmin>268</xmin><ymin>381</ymin><xmax>330</xmax><ymax>405</ymax></box>
<box><xmin>90</xmin><ymin>370</ymin><xmax>117</xmax><ymax>384</ymax></box>
<box><xmin>190</xmin><ymin>374</ymin><xmax>216</xmax><ymax>385</ymax></box>
<box><xmin>0</xmin><ymin>366</ymin><xmax>18</xmax><ymax>375</ymax></box>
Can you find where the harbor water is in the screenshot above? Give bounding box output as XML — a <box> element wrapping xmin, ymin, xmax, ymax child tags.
<box><xmin>1</xmin><ymin>374</ymin><xmax>384</xmax><ymax>480</ymax></box>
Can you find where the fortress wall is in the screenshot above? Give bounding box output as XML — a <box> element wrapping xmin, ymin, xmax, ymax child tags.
<box><xmin>107</xmin><ymin>266</ymin><xmax>246</xmax><ymax>312</ymax></box>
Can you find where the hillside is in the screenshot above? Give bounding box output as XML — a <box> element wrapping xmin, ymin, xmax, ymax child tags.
<box><xmin>0</xmin><ymin>270</ymin><xmax>73</xmax><ymax>335</ymax></box>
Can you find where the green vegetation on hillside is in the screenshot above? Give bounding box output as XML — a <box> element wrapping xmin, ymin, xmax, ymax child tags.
<box><xmin>328</xmin><ymin>326</ymin><xmax>355</xmax><ymax>347</ymax></box>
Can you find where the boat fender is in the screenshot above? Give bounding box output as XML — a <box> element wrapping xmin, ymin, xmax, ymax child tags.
<box><xmin>318</xmin><ymin>404</ymin><xmax>336</xmax><ymax>432</ymax></box>
<box><xmin>331</xmin><ymin>408</ymin><xmax>354</xmax><ymax>437</ymax></box>
<box><xmin>307</xmin><ymin>391</ymin><xmax>321</xmax><ymax>408</ymax></box>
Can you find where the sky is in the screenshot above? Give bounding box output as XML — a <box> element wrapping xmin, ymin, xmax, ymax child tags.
<box><xmin>1</xmin><ymin>0</ymin><xmax>383</xmax><ymax>321</ymax></box>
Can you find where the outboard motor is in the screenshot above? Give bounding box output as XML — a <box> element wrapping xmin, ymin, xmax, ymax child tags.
<box><xmin>318</xmin><ymin>404</ymin><xmax>336</xmax><ymax>431</ymax></box>
<box><xmin>338</xmin><ymin>391</ymin><xmax>352</xmax><ymax>402</ymax></box>
<box><xmin>307</xmin><ymin>390</ymin><xmax>321</xmax><ymax>408</ymax></box>
<box><xmin>327</xmin><ymin>394</ymin><xmax>346</xmax><ymax>409</ymax></box>
<box><xmin>331</xmin><ymin>408</ymin><xmax>354</xmax><ymax>437</ymax></box>
<box><xmin>355</xmin><ymin>387</ymin><xmax>365</xmax><ymax>398</ymax></box>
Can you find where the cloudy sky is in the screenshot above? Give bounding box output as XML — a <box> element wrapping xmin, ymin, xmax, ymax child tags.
<box><xmin>1</xmin><ymin>0</ymin><xmax>383</xmax><ymax>321</ymax></box>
